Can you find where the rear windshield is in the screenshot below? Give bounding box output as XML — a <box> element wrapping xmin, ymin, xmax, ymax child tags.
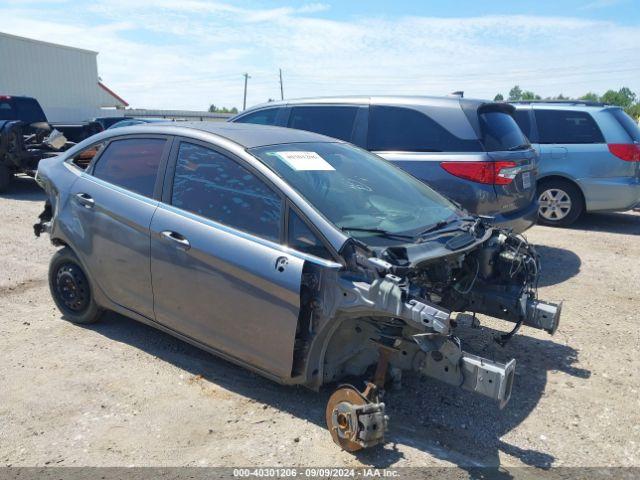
<box><xmin>609</xmin><ymin>109</ymin><xmax>640</xmax><ymax>142</ymax></box>
<box><xmin>479</xmin><ymin>111</ymin><xmax>530</xmax><ymax>151</ymax></box>
<box><xmin>250</xmin><ymin>142</ymin><xmax>459</xmax><ymax>244</ymax></box>
<box><xmin>0</xmin><ymin>99</ymin><xmax>16</xmax><ymax>120</ymax></box>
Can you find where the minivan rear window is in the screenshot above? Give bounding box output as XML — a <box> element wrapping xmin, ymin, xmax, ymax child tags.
<box><xmin>609</xmin><ymin>109</ymin><xmax>640</xmax><ymax>142</ymax></box>
<box><xmin>368</xmin><ymin>106</ymin><xmax>481</xmax><ymax>153</ymax></box>
<box><xmin>479</xmin><ymin>111</ymin><xmax>530</xmax><ymax>151</ymax></box>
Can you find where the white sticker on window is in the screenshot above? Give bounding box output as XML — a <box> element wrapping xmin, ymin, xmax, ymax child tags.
<box><xmin>275</xmin><ymin>151</ymin><xmax>335</xmax><ymax>171</ymax></box>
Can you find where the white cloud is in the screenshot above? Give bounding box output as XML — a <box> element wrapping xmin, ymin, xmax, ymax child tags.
<box><xmin>0</xmin><ymin>3</ymin><xmax>638</xmax><ymax>110</ymax></box>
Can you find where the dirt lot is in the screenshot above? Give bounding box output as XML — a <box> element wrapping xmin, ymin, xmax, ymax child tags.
<box><xmin>1</xmin><ymin>175</ymin><xmax>639</xmax><ymax>470</ymax></box>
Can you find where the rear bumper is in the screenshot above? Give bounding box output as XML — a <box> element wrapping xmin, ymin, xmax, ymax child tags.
<box><xmin>580</xmin><ymin>177</ymin><xmax>640</xmax><ymax>212</ymax></box>
<box><xmin>491</xmin><ymin>199</ymin><xmax>539</xmax><ymax>233</ymax></box>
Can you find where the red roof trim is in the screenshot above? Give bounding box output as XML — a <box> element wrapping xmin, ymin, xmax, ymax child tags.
<box><xmin>98</xmin><ymin>81</ymin><xmax>129</xmax><ymax>107</ymax></box>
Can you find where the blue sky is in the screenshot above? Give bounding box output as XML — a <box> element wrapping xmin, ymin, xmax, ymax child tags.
<box><xmin>1</xmin><ymin>0</ymin><xmax>638</xmax><ymax>110</ymax></box>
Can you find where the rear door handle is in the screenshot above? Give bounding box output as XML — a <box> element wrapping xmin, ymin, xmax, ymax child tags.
<box><xmin>75</xmin><ymin>192</ymin><xmax>95</xmax><ymax>208</ymax></box>
<box><xmin>160</xmin><ymin>230</ymin><xmax>191</xmax><ymax>250</ymax></box>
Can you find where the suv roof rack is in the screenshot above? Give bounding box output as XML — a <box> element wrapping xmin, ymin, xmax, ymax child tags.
<box><xmin>511</xmin><ymin>100</ymin><xmax>609</xmax><ymax>107</ymax></box>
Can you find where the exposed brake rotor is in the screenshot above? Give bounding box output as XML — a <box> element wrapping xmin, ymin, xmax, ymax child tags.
<box><xmin>325</xmin><ymin>384</ymin><xmax>387</xmax><ymax>452</ymax></box>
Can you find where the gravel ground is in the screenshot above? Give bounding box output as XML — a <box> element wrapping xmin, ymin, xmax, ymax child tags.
<box><xmin>1</xmin><ymin>175</ymin><xmax>639</xmax><ymax>470</ymax></box>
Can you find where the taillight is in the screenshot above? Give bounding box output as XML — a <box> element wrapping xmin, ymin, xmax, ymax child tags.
<box><xmin>608</xmin><ymin>144</ymin><xmax>640</xmax><ymax>162</ymax></box>
<box><xmin>440</xmin><ymin>161</ymin><xmax>518</xmax><ymax>185</ymax></box>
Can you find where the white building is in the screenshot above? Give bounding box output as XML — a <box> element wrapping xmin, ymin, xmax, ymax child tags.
<box><xmin>0</xmin><ymin>32</ymin><xmax>127</xmax><ymax>122</ymax></box>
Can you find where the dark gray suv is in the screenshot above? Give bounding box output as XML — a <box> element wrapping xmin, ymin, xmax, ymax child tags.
<box><xmin>230</xmin><ymin>96</ymin><xmax>538</xmax><ymax>233</ymax></box>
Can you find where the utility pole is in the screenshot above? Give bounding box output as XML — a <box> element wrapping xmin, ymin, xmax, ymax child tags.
<box><xmin>242</xmin><ymin>73</ymin><xmax>251</xmax><ymax>110</ymax></box>
<box><xmin>279</xmin><ymin>68</ymin><xmax>284</xmax><ymax>100</ymax></box>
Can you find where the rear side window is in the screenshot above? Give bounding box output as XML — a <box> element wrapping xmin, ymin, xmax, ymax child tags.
<box><xmin>609</xmin><ymin>109</ymin><xmax>640</xmax><ymax>142</ymax></box>
<box><xmin>171</xmin><ymin>142</ymin><xmax>282</xmax><ymax>242</ymax></box>
<box><xmin>513</xmin><ymin>110</ymin><xmax>533</xmax><ymax>139</ymax></box>
<box><xmin>288</xmin><ymin>106</ymin><xmax>358</xmax><ymax>142</ymax></box>
<box><xmin>235</xmin><ymin>108</ymin><xmax>279</xmax><ymax>126</ymax></box>
<box><xmin>479</xmin><ymin>111</ymin><xmax>530</xmax><ymax>151</ymax></box>
<box><xmin>535</xmin><ymin>110</ymin><xmax>604</xmax><ymax>144</ymax></box>
<box><xmin>288</xmin><ymin>210</ymin><xmax>331</xmax><ymax>259</ymax></box>
<box><xmin>0</xmin><ymin>100</ymin><xmax>15</xmax><ymax>120</ymax></box>
<box><xmin>70</xmin><ymin>142</ymin><xmax>106</xmax><ymax>170</ymax></box>
<box><xmin>93</xmin><ymin>138</ymin><xmax>166</xmax><ymax>197</ymax></box>
<box><xmin>368</xmin><ymin>106</ymin><xmax>481</xmax><ymax>152</ymax></box>
<box><xmin>15</xmin><ymin>98</ymin><xmax>46</xmax><ymax>123</ymax></box>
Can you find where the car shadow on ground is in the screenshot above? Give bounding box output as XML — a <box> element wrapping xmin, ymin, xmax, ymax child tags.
<box><xmin>83</xmin><ymin>311</ymin><xmax>590</xmax><ymax>473</ymax></box>
<box><xmin>569</xmin><ymin>211</ymin><xmax>640</xmax><ymax>236</ymax></box>
<box><xmin>535</xmin><ymin>245</ymin><xmax>581</xmax><ymax>288</ymax></box>
<box><xmin>0</xmin><ymin>175</ymin><xmax>45</xmax><ymax>202</ymax></box>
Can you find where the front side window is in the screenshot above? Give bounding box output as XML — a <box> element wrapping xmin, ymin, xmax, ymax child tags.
<box><xmin>235</xmin><ymin>108</ymin><xmax>279</xmax><ymax>126</ymax></box>
<box><xmin>171</xmin><ymin>142</ymin><xmax>282</xmax><ymax>242</ymax></box>
<box><xmin>250</xmin><ymin>142</ymin><xmax>458</xmax><ymax>245</ymax></box>
<box><xmin>93</xmin><ymin>138</ymin><xmax>166</xmax><ymax>196</ymax></box>
<box><xmin>480</xmin><ymin>111</ymin><xmax>530</xmax><ymax>151</ymax></box>
<box><xmin>368</xmin><ymin>106</ymin><xmax>481</xmax><ymax>152</ymax></box>
<box><xmin>535</xmin><ymin>110</ymin><xmax>604</xmax><ymax>144</ymax></box>
<box><xmin>15</xmin><ymin>98</ymin><xmax>46</xmax><ymax>123</ymax></box>
<box><xmin>288</xmin><ymin>106</ymin><xmax>358</xmax><ymax>142</ymax></box>
<box><xmin>288</xmin><ymin>210</ymin><xmax>331</xmax><ymax>259</ymax></box>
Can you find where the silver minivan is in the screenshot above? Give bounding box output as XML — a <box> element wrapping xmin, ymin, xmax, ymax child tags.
<box><xmin>34</xmin><ymin>123</ymin><xmax>561</xmax><ymax>451</ymax></box>
<box><xmin>512</xmin><ymin>101</ymin><xmax>640</xmax><ymax>226</ymax></box>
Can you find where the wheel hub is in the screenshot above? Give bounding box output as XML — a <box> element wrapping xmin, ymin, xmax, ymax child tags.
<box><xmin>55</xmin><ymin>263</ymin><xmax>89</xmax><ymax>312</ymax></box>
<box><xmin>325</xmin><ymin>385</ymin><xmax>387</xmax><ymax>452</ymax></box>
<box><xmin>538</xmin><ymin>188</ymin><xmax>572</xmax><ymax>221</ymax></box>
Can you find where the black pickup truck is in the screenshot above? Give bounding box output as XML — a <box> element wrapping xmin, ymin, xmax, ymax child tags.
<box><xmin>0</xmin><ymin>95</ymin><xmax>103</xmax><ymax>192</ymax></box>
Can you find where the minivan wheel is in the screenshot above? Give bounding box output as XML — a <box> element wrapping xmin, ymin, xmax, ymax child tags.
<box><xmin>536</xmin><ymin>179</ymin><xmax>583</xmax><ymax>227</ymax></box>
<box><xmin>49</xmin><ymin>247</ymin><xmax>103</xmax><ymax>324</ymax></box>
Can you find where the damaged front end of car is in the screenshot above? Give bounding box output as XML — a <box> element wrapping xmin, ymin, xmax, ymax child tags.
<box><xmin>295</xmin><ymin>219</ymin><xmax>560</xmax><ymax>451</ymax></box>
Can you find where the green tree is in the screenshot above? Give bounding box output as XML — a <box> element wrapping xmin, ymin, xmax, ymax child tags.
<box><xmin>508</xmin><ymin>85</ymin><xmax>523</xmax><ymax>101</ymax></box>
<box><xmin>601</xmin><ymin>87</ymin><xmax>636</xmax><ymax>108</ymax></box>
<box><xmin>580</xmin><ymin>92</ymin><xmax>600</xmax><ymax>102</ymax></box>
<box><xmin>494</xmin><ymin>93</ymin><xmax>504</xmax><ymax>102</ymax></box>
<box><xmin>521</xmin><ymin>90</ymin><xmax>541</xmax><ymax>101</ymax></box>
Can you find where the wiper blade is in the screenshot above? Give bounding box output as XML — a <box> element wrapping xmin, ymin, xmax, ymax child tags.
<box><xmin>418</xmin><ymin>219</ymin><xmax>456</xmax><ymax>236</ymax></box>
<box><xmin>340</xmin><ymin>226</ymin><xmax>415</xmax><ymax>240</ymax></box>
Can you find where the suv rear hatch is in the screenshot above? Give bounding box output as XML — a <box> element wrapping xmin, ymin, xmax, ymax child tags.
<box><xmin>452</xmin><ymin>102</ymin><xmax>537</xmax><ymax>213</ymax></box>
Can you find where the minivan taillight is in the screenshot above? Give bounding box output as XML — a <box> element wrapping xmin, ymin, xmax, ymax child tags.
<box><xmin>440</xmin><ymin>161</ymin><xmax>517</xmax><ymax>185</ymax></box>
<box><xmin>608</xmin><ymin>144</ymin><xmax>640</xmax><ymax>162</ymax></box>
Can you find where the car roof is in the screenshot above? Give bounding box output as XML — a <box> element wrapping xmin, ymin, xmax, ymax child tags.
<box><xmin>102</xmin><ymin>121</ymin><xmax>342</xmax><ymax>148</ymax></box>
<box><xmin>240</xmin><ymin>95</ymin><xmax>495</xmax><ymax>110</ymax></box>
<box><xmin>510</xmin><ymin>101</ymin><xmax>617</xmax><ymax>112</ymax></box>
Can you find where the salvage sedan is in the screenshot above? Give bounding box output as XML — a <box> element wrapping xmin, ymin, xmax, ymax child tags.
<box><xmin>34</xmin><ymin>123</ymin><xmax>561</xmax><ymax>451</ymax></box>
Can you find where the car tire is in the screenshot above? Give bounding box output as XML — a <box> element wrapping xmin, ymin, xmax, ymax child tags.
<box><xmin>0</xmin><ymin>163</ymin><xmax>12</xmax><ymax>193</ymax></box>
<box><xmin>536</xmin><ymin>179</ymin><xmax>584</xmax><ymax>227</ymax></box>
<box><xmin>49</xmin><ymin>247</ymin><xmax>103</xmax><ymax>324</ymax></box>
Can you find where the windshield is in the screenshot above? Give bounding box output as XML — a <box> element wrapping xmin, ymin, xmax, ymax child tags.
<box><xmin>250</xmin><ymin>142</ymin><xmax>459</xmax><ymax>243</ymax></box>
<box><xmin>480</xmin><ymin>111</ymin><xmax>531</xmax><ymax>151</ymax></box>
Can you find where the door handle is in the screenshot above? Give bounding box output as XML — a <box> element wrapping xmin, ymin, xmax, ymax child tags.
<box><xmin>160</xmin><ymin>230</ymin><xmax>191</xmax><ymax>250</ymax></box>
<box><xmin>75</xmin><ymin>192</ymin><xmax>95</xmax><ymax>208</ymax></box>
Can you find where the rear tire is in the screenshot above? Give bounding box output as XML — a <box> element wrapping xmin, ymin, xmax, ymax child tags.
<box><xmin>536</xmin><ymin>179</ymin><xmax>584</xmax><ymax>227</ymax></box>
<box><xmin>0</xmin><ymin>163</ymin><xmax>12</xmax><ymax>193</ymax></box>
<box><xmin>49</xmin><ymin>247</ymin><xmax>103</xmax><ymax>324</ymax></box>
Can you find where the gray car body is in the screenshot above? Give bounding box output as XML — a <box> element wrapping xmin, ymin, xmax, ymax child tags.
<box><xmin>230</xmin><ymin>96</ymin><xmax>539</xmax><ymax>233</ymax></box>
<box><xmin>36</xmin><ymin>122</ymin><xmax>564</xmax><ymax>417</ymax></box>
<box><xmin>36</xmin><ymin>123</ymin><xmax>355</xmax><ymax>384</ymax></box>
<box><xmin>512</xmin><ymin>103</ymin><xmax>640</xmax><ymax>213</ymax></box>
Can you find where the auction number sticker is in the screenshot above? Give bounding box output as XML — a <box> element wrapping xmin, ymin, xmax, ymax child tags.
<box><xmin>522</xmin><ymin>171</ymin><xmax>532</xmax><ymax>189</ymax></box>
<box><xmin>275</xmin><ymin>151</ymin><xmax>335</xmax><ymax>171</ymax></box>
